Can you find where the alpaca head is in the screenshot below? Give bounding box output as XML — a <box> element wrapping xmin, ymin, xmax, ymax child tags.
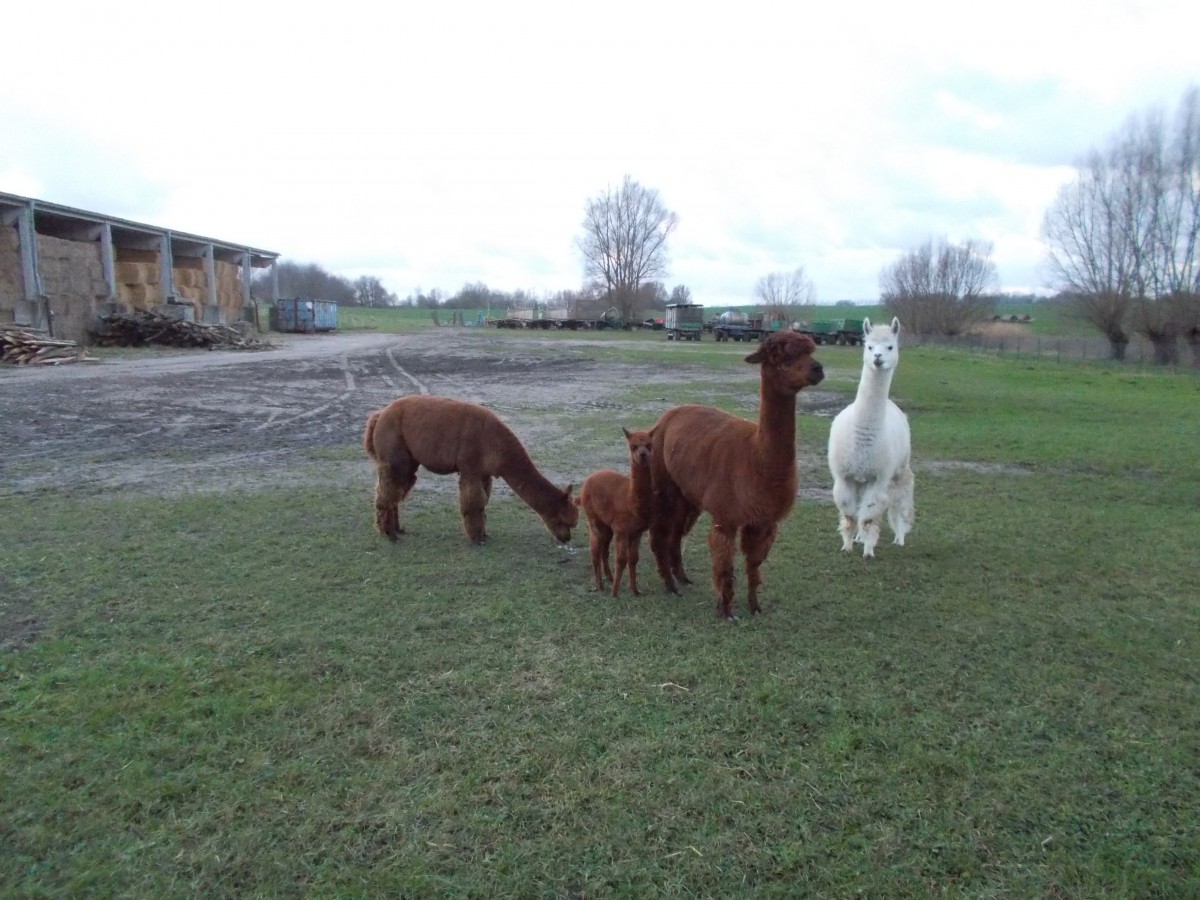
<box><xmin>545</xmin><ymin>483</ymin><xmax>578</xmax><ymax>543</ymax></box>
<box><xmin>745</xmin><ymin>330</ymin><xmax>825</xmax><ymax>394</ymax></box>
<box><xmin>621</xmin><ymin>427</ymin><xmax>653</xmax><ymax>467</ymax></box>
<box><xmin>861</xmin><ymin>317</ymin><xmax>901</xmax><ymax>373</ymax></box>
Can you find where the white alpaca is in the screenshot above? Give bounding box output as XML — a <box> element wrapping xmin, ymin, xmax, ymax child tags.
<box><xmin>827</xmin><ymin>317</ymin><xmax>915</xmax><ymax>557</ymax></box>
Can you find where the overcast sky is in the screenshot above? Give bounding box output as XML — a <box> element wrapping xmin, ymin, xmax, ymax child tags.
<box><xmin>3</xmin><ymin>1</ymin><xmax>1197</xmax><ymax>307</ymax></box>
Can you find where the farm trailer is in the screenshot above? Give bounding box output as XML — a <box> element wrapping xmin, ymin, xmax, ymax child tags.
<box><xmin>711</xmin><ymin>312</ymin><xmax>788</xmax><ymax>342</ymax></box>
<box><xmin>664</xmin><ymin>303</ymin><xmax>705</xmax><ymax>341</ymax></box>
<box><xmin>806</xmin><ymin>318</ymin><xmax>865</xmax><ymax>345</ymax></box>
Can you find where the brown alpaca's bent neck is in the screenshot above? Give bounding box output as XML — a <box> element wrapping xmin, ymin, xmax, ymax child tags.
<box><xmin>500</xmin><ymin>455</ymin><xmax>563</xmax><ymax>516</ymax></box>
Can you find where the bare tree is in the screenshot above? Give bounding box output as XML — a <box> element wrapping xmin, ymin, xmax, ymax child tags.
<box><xmin>754</xmin><ymin>267</ymin><xmax>815</xmax><ymax>324</ymax></box>
<box><xmin>577</xmin><ymin>175</ymin><xmax>679</xmax><ymax>323</ymax></box>
<box><xmin>1044</xmin><ymin>86</ymin><xmax>1200</xmax><ymax>364</ymax></box>
<box><xmin>669</xmin><ymin>284</ymin><xmax>693</xmax><ymax>306</ymax></box>
<box><xmin>255</xmin><ymin>261</ymin><xmax>356</xmax><ymax>304</ymax></box>
<box><xmin>879</xmin><ymin>238</ymin><xmax>997</xmax><ymax>336</ymax></box>
<box><xmin>353</xmin><ymin>275</ymin><xmax>396</xmax><ymax>308</ymax></box>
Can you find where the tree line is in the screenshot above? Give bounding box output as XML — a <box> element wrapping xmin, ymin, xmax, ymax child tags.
<box><xmin>254</xmin><ymin>85</ymin><xmax>1197</xmax><ymax>366</ymax></box>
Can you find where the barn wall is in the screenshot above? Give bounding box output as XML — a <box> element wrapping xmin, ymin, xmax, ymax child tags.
<box><xmin>0</xmin><ymin>227</ymin><xmax>24</xmax><ymax>325</ymax></box>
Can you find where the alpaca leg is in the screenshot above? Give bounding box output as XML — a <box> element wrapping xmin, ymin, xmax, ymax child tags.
<box><xmin>458</xmin><ymin>476</ymin><xmax>490</xmax><ymax>544</ymax></box>
<box><xmin>831</xmin><ymin>477</ymin><xmax>859</xmax><ymax>551</ymax></box>
<box><xmin>887</xmin><ymin>464</ymin><xmax>915</xmax><ymax>546</ymax></box>
<box><xmin>626</xmin><ymin>534</ymin><xmax>643</xmax><ymax>597</ymax></box>
<box><xmin>707</xmin><ymin>523</ymin><xmax>738</xmax><ymax>621</ymax></box>
<box><xmin>740</xmin><ymin>522</ymin><xmax>778</xmax><ymax>616</ymax></box>
<box><xmin>856</xmin><ymin>481</ymin><xmax>889</xmax><ymax>557</ymax></box>
<box><xmin>612</xmin><ymin>534</ymin><xmax>629</xmax><ymax>598</ymax></box>
<box><xmin>673</xmin><ymin>507</ymin><xmax>700</xmax><ymax>585</ymax></box>
<box><xmin>374</xmin><ymin>455</ymin><xmax>418</xmax><ymax>541</ymax></box>
<box><xmin>650</xmin><ymin>521</ymin><xmax>678</xmax><ymax>594</ymax></box>
<box><xmin>589</xmin><ymin>520</ymin><xmax>614</xmax><ymax>591</ymax></box>
<box><xmin>858</xmin><ymin>519</ymin><xmax>882</xmax><ymax>558</ymax></box>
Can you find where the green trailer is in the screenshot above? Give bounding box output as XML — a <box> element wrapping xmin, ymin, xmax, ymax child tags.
<box><xmin>808</xmin><ymin>318</ymin><xmax>865</xmax><ymax>345</ymax></box>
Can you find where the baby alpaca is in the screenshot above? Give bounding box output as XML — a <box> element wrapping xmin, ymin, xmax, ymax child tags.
<box><xmin>576</xmin><ymin>427</ymin><xmax>655</xmax><ymax>597</ymax></box>
<box><xmin>827</xmin><ymin>317</ymin><xmax>915</xmax><ymax>557</ymax></box>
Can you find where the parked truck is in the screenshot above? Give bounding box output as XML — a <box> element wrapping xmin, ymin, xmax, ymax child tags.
<box><xmin>712</xmin><ymin>311</ymin><xmax>788</xmax><ymax>342</ymax></box>
<box><xmin>665</xmin><ymin>303</ymin><xmax>705</xmax><ymax>341</ymax></box>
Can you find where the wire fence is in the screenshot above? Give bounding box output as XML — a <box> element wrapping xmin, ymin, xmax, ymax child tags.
<box><xmin>903</xmin><ymin>332</ymin><xmax>1198</xmax><ymax>370</ymax></box>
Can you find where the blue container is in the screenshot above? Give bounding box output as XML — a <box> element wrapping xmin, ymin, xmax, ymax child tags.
<box><xmin>274</xmin><ymin>298</ymin><xmax>338</xmax><ymax>333</ymax></box>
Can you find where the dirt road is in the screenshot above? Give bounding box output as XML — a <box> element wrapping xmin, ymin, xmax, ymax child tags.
<box><xmin>3</xmin><ymin>330</ymin><xmax>827</xmax><ymax>498</ymax></box>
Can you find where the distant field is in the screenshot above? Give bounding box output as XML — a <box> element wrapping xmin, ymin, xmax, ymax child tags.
<box><xmin>331</xmin><ymin>301</ymin><xmax>1089</xmax><ymax>338</ymax></box>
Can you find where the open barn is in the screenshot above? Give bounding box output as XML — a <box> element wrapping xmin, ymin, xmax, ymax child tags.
<box><xmin>0</xmin><ymin>192</ymin><xmax>279</xmax><ymax>344</ymax></box>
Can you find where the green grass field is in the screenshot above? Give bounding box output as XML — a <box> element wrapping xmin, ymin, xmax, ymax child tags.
<box><xmin>3</xmin><ymin>340</ymin><xmax>1198</xmax><ymax>896</ymax></box>
<box><xmin>328</xmin><ymin>299</ymin><xmax>1092</xmax><ymax>339</ymax></box>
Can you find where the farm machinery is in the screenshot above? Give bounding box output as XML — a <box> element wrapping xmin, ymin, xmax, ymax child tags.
<box><xmin>710</xmin><ymin>310</ymin><xmax>788</xmax><ymax>342</ymax></box>
<box><xmin>664</xmin><ymin>302</ymin><xmax>705</xmax><ymax>341</ymax></box>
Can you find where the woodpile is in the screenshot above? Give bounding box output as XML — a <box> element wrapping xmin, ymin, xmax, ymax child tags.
<box><xmin>89</xmin><ymin>311</ymin><xmax>270</xmax><ymax>350</ymax></box>
<box><xmin>1</xmin><ymin>323</ymin><xmax>93</xmax><ymax>365</ymax></box>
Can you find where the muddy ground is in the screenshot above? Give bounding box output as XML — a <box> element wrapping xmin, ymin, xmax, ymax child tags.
<box><xmin>0</xmin><ymin>330</ymin><xmax>848</xmax><ymax>500</ymax></box>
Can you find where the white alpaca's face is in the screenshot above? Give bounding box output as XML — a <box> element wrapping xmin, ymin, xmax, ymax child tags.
<box><xmin>862</xmin><ymin>319</ymin><xmax>900</xmax><ymax>371</ymax></box>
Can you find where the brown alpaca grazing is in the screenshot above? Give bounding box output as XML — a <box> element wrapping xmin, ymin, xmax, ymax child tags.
<box><xmin>649</xmin><ymin>330</ymin><xmax>825</xmax><ymax>621</ymax></box>
<box><xmin>363</xmin><ymin>395</ymin><xmax>578</xmax><ymax>545</ymax></box>
<box><xmin>576</xmin><ymin>427</ymin><xmax>655</xmax><ymax>597</ymax></box>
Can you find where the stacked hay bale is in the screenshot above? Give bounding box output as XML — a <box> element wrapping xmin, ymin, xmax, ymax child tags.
<box><xmin>172</xmin><ymin>257</ymin><xmax>208</xmax><ymax>321</ymax></box>
<box><xmin>0</xmin><ymin>228</ymin><xmax>23</xmax><ymax>325</ymax></box>
<box><xmin>214</xmin><ymin>259</ymin><xmax>244</xmax><ymax>322</ymax></box>
<box><xmin>114</xmin><ymin>248</ymin><xmax>163</xmax><ymax>313</ymax></box>
<box><xmin>37</xmin><ymin>234</ymin><xmax>108</xmax><ymax>342</ymax></box>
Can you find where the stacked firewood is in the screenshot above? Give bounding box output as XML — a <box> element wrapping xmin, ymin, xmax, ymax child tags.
<box><xmin>90</xmin><ymin>311</ymin><xmax>268</xmax><ymax>350</ymax></box>
<box><xmin>0</xmin><ymin>324</ymin><xmax>91</xmax><ymax>365</ymax></box>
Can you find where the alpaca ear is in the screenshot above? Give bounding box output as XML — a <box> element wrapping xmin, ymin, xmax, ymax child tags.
<box><xmin>891</xmin><ymin>317</ymin><xmax>900</xmax><ymax>335</ymax></box>
<box><xmin>621</xmin><ymin>426</ymin><xmax>631</xmax><ymax>439</ymax></box>
<box><xmin>863</xmin><ymin>317</ymin><xmax>872</xmax><ymax>334</ymax></box>
<box><xmin>564</xmin><ymin>483</ymin><xmax>574</xmax><ymax>498</ymax></box>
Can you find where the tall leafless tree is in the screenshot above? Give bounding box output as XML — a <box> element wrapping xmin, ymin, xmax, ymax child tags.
<box><xmin>577</xmin><ymin>175</ymin><xmax>678</xmax><ymax>323</ymax></box>
<box><xmin>879</xmin><ymin>238</ymin><xmax>997</xmax><ymax>336</ymax></box>
<box><xmin>1044</xmin><ymin>86</ymin><xmax>1200</xmax><ymax>364</ymax></box>
<box><xmin>754</xmin><ymin>267</ymin><xmax>815</xmax><ymax>324</ymax></box>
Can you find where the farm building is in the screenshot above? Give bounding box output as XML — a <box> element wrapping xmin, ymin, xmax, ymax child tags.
<box><xmin>0</xmin><ymin>192</ymin><xmax>279</xmax><ymax>344</ymax></box>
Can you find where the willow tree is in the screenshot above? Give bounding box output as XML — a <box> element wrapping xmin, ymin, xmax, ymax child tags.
<box><xmin>879</xmin><ymin>238</ymin><xmax>997</xmax><ymax>336</ymax></box>
<box><xmin>1043</xmin><ymin>86</ymin><xmax>1200</xmax><ymax>364</ymax></box>
<box><xmin>577</xmin><ymin>176</ymin><xmax>678</xmax><ymax>323</ymax></box>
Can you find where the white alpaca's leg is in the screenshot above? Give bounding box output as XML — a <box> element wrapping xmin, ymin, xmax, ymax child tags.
<box><xmin>888</xmin><ymin>464</ymin><xmax>915</xmax><ymax>546</ymax></box>
<box><xmin>856</xmin><ymin>481</ymin><xmax>888</xmax><ymax>557</ymax></box>
<box><xmin>831</xmin><ymin>476</ymin><xmax>858</xmax><ymax>551</ymax></box>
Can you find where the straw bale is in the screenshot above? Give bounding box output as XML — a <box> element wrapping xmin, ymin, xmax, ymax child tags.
<box><xmin>173</xmin><ymin>257</ymin><xmax>204</xmax><ymax>271</ymax></box>
<box><xmin>115</xmin><ymin>248</ymin><xmax>159</xmax><ymax>264</ymax></box>
<box><xmin>118</xmin><ymin>283</ymin><xmax>161</xmax><ymax>310</ymax></box>
<box><xmin>116</xmin><ymin>261</ymin><xmax>159</xmax><ymax>284</ymax></box>
<box><xmin>173</xmin><ymin>268</ymin><xmax>207</xmax><ymax>289</ymax></box>
<box><xmin>1</xmin><ymin>227</ymin><xmax>27</xmax><ymax>302</ymax></box>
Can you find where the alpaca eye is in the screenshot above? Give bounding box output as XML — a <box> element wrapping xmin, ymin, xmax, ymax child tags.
<box><xmin>887</xmin><ymin>345</ymin><xmax>893</xmax><ymax>351</ymax></box>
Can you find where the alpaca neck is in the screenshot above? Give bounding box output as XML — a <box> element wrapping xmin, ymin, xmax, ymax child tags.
<box><xmin>500</xmin><ymin>454</ymin><xmax>561</xmax><ymax>515</ymax></box>
<box><xmin>757</xmin><ymin>380</ymin><xmax>797</xmax><ymax>471</ymax></box>
<box><xmin>852</xmin><ymin>364</ymin><xmax>894</xmax><ymax>424</ymax></box>
<box><xmin>630</xmin><ymin>461</ymin><xmax>654</xmax><ymax>521</ymax></box>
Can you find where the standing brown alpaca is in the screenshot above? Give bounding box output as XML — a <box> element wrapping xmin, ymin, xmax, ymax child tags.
<box><xmin>363</xmin><ymin>395</ymin><xmax>577</xmax><ymax>545</ymax></box>
<box><xmin>576</xmin><ymin>427</ymin><xmax>655</xmax><ymax>597</ymax></box>
<box><xmin>649</xmin><ymin>331</ymin><xmax>825</xmax><ymax>621</ymax></box>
